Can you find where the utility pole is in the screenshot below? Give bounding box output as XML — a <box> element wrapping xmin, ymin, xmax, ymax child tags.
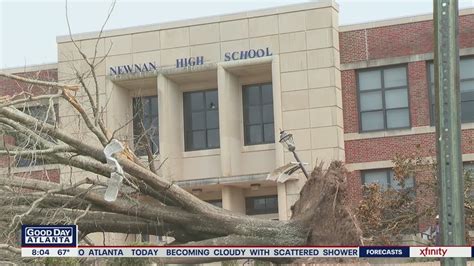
<box><xmin>433</xmin><ymin>0</ymin><xmax>466</xmax><ymax>265</ymax></box>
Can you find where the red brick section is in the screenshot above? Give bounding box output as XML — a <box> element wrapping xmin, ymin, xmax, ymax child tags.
<box><xmin>342</xmin><ymin>70</ymin><xmax>359</xmax><ymax>133</ymax></box>
<box><xmin>408</xmin><ymin>61</ymin><xmax>431</xmax><ymax>127</ymax></box>
<box><xmin>340</xmin><ymin>14</ymin><xmax>474</xmax><ymax>64</ymax></box>
<box><xmin>345</xmin><ymin>170</ymin><xmax>363</xmax><ymax>206</ymax></box>
<box><xmin>13</xmin><ymin>169</ymin><xmax>60</xmax><ymax>183</ymax></box>
<box><xmin>0</xmin><ymin>68</ymin><xmax>60</xmax><ymax>183</ymax></box>
<box><xmin>345</xmin><ymin>129</ymin><xmax>474</xmax><ymax>164</ymax></box>
<box><xmin>0</xmin><ymin>69</ymin><xmax>58</xmax><ymax>98</ymax></box>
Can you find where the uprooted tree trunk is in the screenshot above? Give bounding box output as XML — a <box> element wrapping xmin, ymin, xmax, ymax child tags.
<box><xmin>0</xmin><ymin>21</ymin><xmax>360</xmax><ymax>262</ymax></box>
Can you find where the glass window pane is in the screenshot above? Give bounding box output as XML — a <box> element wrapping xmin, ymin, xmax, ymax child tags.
<box><xmin>461</xmin><ymin>101</ymin><xmax>474</xmax><ymax>123</ymax></box>
<box><xmin>364</xmin><ymin>170</ymin><xmax>388</xmax><ymax>190</ymax></box>
<box><xmin>151</xmin><ymin>117</ymin><xmax>159</xmax><ymax>130</ymax></box>
<box><xmin>465</xmin><ymin>163</ymin><xmax>474</xmax><ymax>179</ymax></box>
<box><xmin>261</xmin><ymin>84</ymin><xmax>273</xmax><ymax>104</ymax></box>
<box><xmin>245</xmin><ymin>86</ymin><xmax>260</xmax><ymax>106</ymax></box>
<box><xmin>266</xmin><ymin>197</ymin><xmax>277</xmax><ymax>210</ymax></box>
<box><xmin>262</xmin><ymin>104</ymin><xmax>274</xmax><ymax>123</ymax></box>
<box><xmin>360</xmin><ymin>91</ymin><xmax>383</xmax><ymax>111</ymax></box>
<box><xmin>133</xmin><ymin>96</ymin><xmax>159</xmax><ymax>156</ymax></box>
<box><xmin>191</xmin><ymin>131</ymin><xmax>206</xmax><ymax>150</ymax></box>
<box><xmin>189</xmin><ymin>92</ymin><xmax>204</xmax><ymax>111</ymax></box>
<box><xmin>246</xmin><ymin>106</ymin><xmax>262</xmax><ymax>125</ymax></box>
<box><xmin>460</xmin><ymin>58</ymin><xmax>474</xmax><ymax>79</ymax></box>
<box><xmin>248</xmin><ymin>125</ymin><xmax>263</xmax><ymax>144</ymax></box>
<box><xmin>191</xmin><ymin>112</ymin><xmax>205</xmax><ymax>130</ymax></box>
<box><xmin>358</xmin><ymin>70</ymin><xmax>382</xmax><ymax>91</ymax></box>
<box><xmin>461</xmin><ymin>80</ymin><xmax>474</xmax><ymax>93</ymax></box>
<box><xmin>205</xmin><ymin>90</ymin><xmax>219</xmax><ymax>109</ymax></box>
<box><xmin>149</xmin><ymin>97</ymin><xmax>158</xmax><ymax>115</ymax></box>
<box><xmin>263</xmin><ymin>123</ymin><xmax>275</xmax><ymax>143</ymax></box>
<box><xmin>206</xmin><ymin>110</ymin><xmax>219</xmax><ymax>129</ymax></box>
<box><xmin>387</xmin><ymin>108</ymin><xmax>410</xmax><ymax>128</ymax></box>
<box><xmin>361</xmin><ymin>111</ymin><xmax>384</xmax><ymax>131</ymax></box>
<box><xmin>390</xmin><ymin>171</ymin><xmax>414</xmax><ymax>189</ymax></box>
<box><xmin>385</xmin><ymin>88</ymin><xmax>409</xmax><ymax>109</ymax></box>
<box><xmin>207</xmin><ymin>129</ymin><xmax>220</xmax><ymax>148</ymax></box>
<box><xmin>384</xmin><ymin>67</ymin><xmax>407</xmax><ymax>88</ymax></box>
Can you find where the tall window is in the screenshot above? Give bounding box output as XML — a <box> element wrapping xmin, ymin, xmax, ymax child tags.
<box><xmin>183</xmin><ymin>89</ymin><xmax>219</xmax><ymax>151</ymax></box>
<box><xmin>429</xmin><ymin>57</ymin><xmax>474</xmax><ymax>123</ymax></box>
<box><xmin>362</xmin><ymin>169</ymin><xmax>414</xmax><ymax>190</ymax></box>
<box><xmin>245</xmin><ymin>195</ymin><xmax>278</xmax><ymax>215</ymax></box>
<box><xmin>17</xmin><ymin>105</ymin><xmax>58</xmax><ymax>167</ymax></box>
<box><xmin>243</xmin><ymin>83</ymin><xmax>274</xmax><ymax>145</ymax></box>
<box><xmin>357</xmin><ymin>66</ymin><xmax>410</xmax><ymax>132</ymax></box>
<box><xmin>132</xmin><ymin>96</ymin><xmax>159</xmax><ymax>156</ymax></box>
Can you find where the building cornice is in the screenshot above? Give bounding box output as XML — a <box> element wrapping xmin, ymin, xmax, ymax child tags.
<box><xmin>0</xmin><ymin>63</ymin><xmax>57</xmax><ymax>74</ymax></box>
<box><xmin>340</xmin><ymin>7</ymin><xmax>473</xmax><ymax>32</ymax></box>
<box><xmin>57</xmin><ymin>0</ymin><xmax>338</xmax><ymax>43</ymax></box>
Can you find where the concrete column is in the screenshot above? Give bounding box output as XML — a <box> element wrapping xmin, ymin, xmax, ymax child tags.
<box><xmin>277</xmin><ymin>183</ymin><xmax>288</xmax><ymax>220</ymax></box>
<box><xmin>158</xmin><ymin>74</ymin><xmax>183</xmax><ymax>180</ymax></box>
<box><xmin>217</xmin><ymin>66</ymin><xmax>242</xmax><ymax>177</ymax></box>
<box><xmin>222</xmin><ymin>186</ymin><xmax>246</xmax><ymax>214</ymax></box>
<box><xmin>284</xmin><ymin>178</ymin><xmax>306</xmax><ymax>218</ymax></box>
<box><xmin>271</xmin><ymin>55</ymin><xmax>285</xmax><ymax>167</ymax></box>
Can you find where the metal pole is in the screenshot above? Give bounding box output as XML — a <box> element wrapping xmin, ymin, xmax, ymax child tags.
<box><xmin>433</xmin><ymin>0</ymin><xmax>465</xmax><ymax>265</ymax></box>
<box><xmin>292</xmin><ymin>151</ymin><xmax>310</xmax><ymax>179</ymax></box>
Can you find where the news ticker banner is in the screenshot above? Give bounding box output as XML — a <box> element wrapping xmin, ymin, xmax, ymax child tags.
<box><xmin>21</xmin><ymin>246</ymin><xmax>474</xmax><ymax>258</ymax></box>
<box><xmin>20</xmin><ymin>225</ymin><xmax>474</xmax><ymax>258</ymax></box>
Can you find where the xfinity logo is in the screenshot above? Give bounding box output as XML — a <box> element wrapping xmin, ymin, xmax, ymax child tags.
<box><xmin>419</xmin><ymin>247</ymin><xmax>447</xmax><ymax>257</ymax></box>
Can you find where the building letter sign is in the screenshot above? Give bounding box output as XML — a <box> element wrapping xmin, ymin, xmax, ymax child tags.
<box><xmin>109</xmin><ymin>62</ymin><xmax>157</xmax><ymax>76</ymax></box>
<box><xmin>224</xmin><ymin>47</ymin><xmax>272</xmax><ymax>61</ymax></box>
<box><xmin>176</xmin><ymin>56</ymin><xmax>204</xmax><ymax>68</ymax></box>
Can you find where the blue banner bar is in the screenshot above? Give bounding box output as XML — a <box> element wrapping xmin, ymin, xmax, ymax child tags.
<box><xmin>359</xmin><ymin>247</ymin><xmax>410</xmax><ymax>257</ymax></box>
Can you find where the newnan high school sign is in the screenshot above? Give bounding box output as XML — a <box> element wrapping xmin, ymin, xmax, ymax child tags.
<box><xmin>109</xmin><ymin>62</ymin><xmax>158</xmax><ymax>76</ymax></box>
<box><xmin>108</xmin><ymin>47</ymin><xmax>272</xmax><ymax>76</ymax></box>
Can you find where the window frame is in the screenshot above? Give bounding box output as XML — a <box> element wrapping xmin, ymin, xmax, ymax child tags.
<box><xmin>183</xmin><ymin>89</ymin><xmax>220</xmax><ymax>151</ymax></box>
<box><xmin>16</xmin><ymin>104</ymin><xmax>59</xmax><ymax>167</ymax></box>
<box><xmin>205</xmin><ymin>199</ymin><xmax>223</xmax><ymax>208</ymax></box>
<box><xmin>245</xmin><ymin>195</ymin><xmax>278</xmax><ymax>215</ymax></box>
<box><xmin>361</xmin><ymin>168</ymin><xmax>415</xmax><ymax>191</ymax></box>
<box><xmin>132</xmin><ymin>95</ymin><xmax>159</xmax><ymax>156</ymax></box>
<box><xmin>356</xmin><ymin>64</ymin><xmax>411</xmax><ymax>133</ymax></box>
<box><xmin>242</xmin><ymin>82</ymin><xmax>275</xmax><ymax>146</ymax></box>
<box><xmin>428</xmin><ymin>56</ymin><xmax>474</xmax><ymax>125</ymax></box>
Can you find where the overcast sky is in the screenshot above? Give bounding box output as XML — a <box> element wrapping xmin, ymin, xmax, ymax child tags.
<box><xmin>1</xmin><ymin>0</ymin><xmax>473</xmax><ymax>69</ymax></box>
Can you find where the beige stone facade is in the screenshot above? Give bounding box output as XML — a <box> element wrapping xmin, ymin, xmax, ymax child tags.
<box><xmin>56</xmin><ymin>0</ymin><xmax>342</xmax><ymax>223</ymax></box>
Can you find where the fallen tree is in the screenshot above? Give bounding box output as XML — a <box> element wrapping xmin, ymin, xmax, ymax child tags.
<box><xmin>0</xmin><ymin>2</ymin><xmax>361</xmax><ymax>262</ymax></box>
<box><xmin>0</xmin><ymin>67</ymin><xmax>361</xmax><ymax>265</ymax></box>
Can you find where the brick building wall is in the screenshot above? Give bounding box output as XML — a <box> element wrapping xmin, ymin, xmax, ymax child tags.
<box><xmin>0</xmin><ymin>67</ymin><xmax>60</xmax><ymax>183</ymax></box>
<box><xmin>340</xmin><ymin>12</ymin><xmax>474</xmax><ymax>231</ymax></box>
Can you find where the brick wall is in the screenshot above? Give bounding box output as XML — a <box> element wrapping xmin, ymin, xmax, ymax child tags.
<box><xmin>340</xmin><ymin>14</ymin><xmax>474</xmax><ymax>64</ymax></box>
<box><xmin>346</xmin><ymin>129</ymin><xmax>474</xmax><ymax>164</ymax></box>
<box><xmin>0</xmin><ymin>68</ymin><xmax>60</xmax><ymax>182</ymax></box>
<box><xmin>340</xmin><ymin>13</ymin><xmax>474</xmax><ymax>232</ymax></box>
<box><xmin>0</xmin><ymin>69</ymin><xmax>58</xmax><ymax>98</ymax></box>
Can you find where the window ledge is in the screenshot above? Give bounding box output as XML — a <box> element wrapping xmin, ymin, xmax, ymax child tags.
<box><xmin>345</xmin><ymin>122</ymin><xmax>474</xmax><ymax>141</ymax></box>
<box><xmin>242</xmin><ymin>143</ymin><xmax>275</xmax><ymax>153</ymax></box>
<box><xmin>0</xmin><ymin>164</ymin><xmax>60</xmax><ymax>175</ymax></box>
<box><xmin>248</xmin><ymin>213</ymin><xmax>279</xmax><ymax>220</ymax></box>
<box><xmin>137</xmin><ymin>154</ymin><xmax>161</xmax><ymax>162</ymax></box>
<box><xmin>182</xmin><ymin>148</ymin><xmax>220</xmax><ymax>158</ymax></box>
